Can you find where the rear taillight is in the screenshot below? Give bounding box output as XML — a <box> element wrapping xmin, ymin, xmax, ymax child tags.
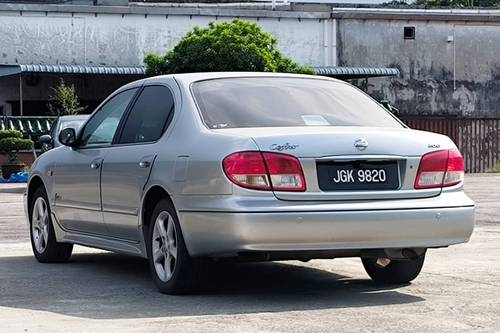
<box><xmin>222</xmin><ymin>151</ymin><xmax>271</xmax><ymax>190</ymax></box>
<box><xmin>414</xmin><ymin>149</ymin><xmax>464</xmax><ymax>189</ymax></box>
<box><xmin>263</xmin><ymin>152</ymin><xmax>306</xmax><ymax>191</ymax></box>
<box><xmin>223</xmin><ymin>151</ymin><xmax>306</xmax><ymax>192</ymax></box>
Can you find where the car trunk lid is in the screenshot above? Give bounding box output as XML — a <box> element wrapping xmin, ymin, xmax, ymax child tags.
<box><xmin>216</xmin><ymin>126</ymin><xmax>454</xmax><ymax>201</ymax></box>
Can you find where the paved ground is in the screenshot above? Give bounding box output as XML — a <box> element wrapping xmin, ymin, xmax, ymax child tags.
<box><xmin>0</xmin><ymin>175</ymin><xmax>499</xmax><ymax>332</ymax></box>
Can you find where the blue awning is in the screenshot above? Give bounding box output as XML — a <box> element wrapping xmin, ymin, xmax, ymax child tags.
<box><xmin>313</xmin><ymin>66</ymin><xmax>400</xmax><ymax>79</ymax></box>
<box><xmin>0</xmin><ymin>64</ymin><xmax>145</xmax><ymax>76</ymax></box>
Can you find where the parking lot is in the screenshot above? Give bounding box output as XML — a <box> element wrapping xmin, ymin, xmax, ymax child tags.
<box><xmin>0</xmin><ymin>174</ymin><xmax>499</xmax><ymax>332</ymax></box>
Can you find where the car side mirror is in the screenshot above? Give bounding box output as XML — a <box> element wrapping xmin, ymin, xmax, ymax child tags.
<box><xmin>39</xmin><ymin>134</ymin><xmax>52</xmax><ymax>144</ymax></box>
<box><xmin>59</xmin><ymin>127</ymin><xmax>77</xmax><ymax>147</ymax></box>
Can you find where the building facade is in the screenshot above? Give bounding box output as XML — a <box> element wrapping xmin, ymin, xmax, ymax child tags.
<box><xmin>0</xmin><ymin>2</ymin><xmax>499</xmax><ymax>117</ymax></box>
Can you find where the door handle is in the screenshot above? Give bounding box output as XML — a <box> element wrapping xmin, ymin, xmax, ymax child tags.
<box><xmin>90</xmin><ymin>162</ymin><xmax>100</xmax><ymax>169</ymax></box>
<box><xmin>139</xmin><ymin>161</ymin><xmax>150</xmax><ymax>168</ymax></box>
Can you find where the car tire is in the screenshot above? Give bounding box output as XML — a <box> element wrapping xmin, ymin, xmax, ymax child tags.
<box><xmin>361</xmin><ymin>254</ymin><xmax>426</xmax><ymax>284</ymax></box>
<box><xmin>29</xmin><ymin>186</ymin><xmax>73</xmax><ymax>263</ymax></box>
<box><xmin>147</xmin><ymin>198</ymin><xmax>203</xmax><ymax>295</ymax></box>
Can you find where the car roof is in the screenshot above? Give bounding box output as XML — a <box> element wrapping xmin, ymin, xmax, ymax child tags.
<box><xmin>118</xmin><ymin>72</ymin><xmax>342</xmax><ymax>91</ymax></box>
<box><xmin>172</xmin><ymin>72</ymin><xmax>336</xmax><ymax>84</ymax></box>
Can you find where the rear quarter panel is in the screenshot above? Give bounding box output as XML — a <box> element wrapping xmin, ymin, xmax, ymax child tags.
<box><xmin>147</xmin><ymin>77</ymin><xmax>259</xmax><ymax>198</ymax></box>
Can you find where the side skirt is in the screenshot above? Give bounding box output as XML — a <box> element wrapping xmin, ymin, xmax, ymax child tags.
<box><xmin>51</xmin><ymin>212</ymin><xmax>148</xmax><ymax>258</ymax></box>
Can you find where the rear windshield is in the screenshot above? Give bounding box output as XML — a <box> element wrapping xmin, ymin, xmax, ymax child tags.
<box><xmin>191</xmin><ymin>77</ymin><xmax>403</xmax><ymax>129</ymax></box>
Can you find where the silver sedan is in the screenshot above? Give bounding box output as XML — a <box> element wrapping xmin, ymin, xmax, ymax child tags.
<box><xmin>24</xmin><ymin>72</ymin><xmax>475</xmax><ymax>294</ymax></box>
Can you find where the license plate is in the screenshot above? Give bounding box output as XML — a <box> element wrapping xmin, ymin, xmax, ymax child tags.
<box><xmin>317</xmin><ymin>160</ymin><xmax>400</xmax><ymax>191</ymax></box>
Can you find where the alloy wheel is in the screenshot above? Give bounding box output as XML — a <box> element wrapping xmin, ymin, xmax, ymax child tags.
<box><xmin>32</xmin><ymin>197</ymin><xmax>49</xmax><ymax>254</ymax></box>
<box><xmin>152</xmin><ymin>211</ymin><xmax>178</xmax><ymax>282</ymax></box>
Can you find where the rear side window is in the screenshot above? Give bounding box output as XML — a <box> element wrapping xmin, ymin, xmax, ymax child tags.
<box><xmin>192</xmin><ymin>77</ymin><xmax>402</xmax><ymax>129</ymax></box>
<box><xmin>119</xmin><ymin>85</ymin><xmax>175</xmax><ymax>144</ymax></box>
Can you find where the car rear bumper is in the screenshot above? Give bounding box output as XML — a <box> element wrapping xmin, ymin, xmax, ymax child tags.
<box><xmin>177</xmin><ymin>192</ymin><xmax>475</xmax><ymax>257</ymax></box>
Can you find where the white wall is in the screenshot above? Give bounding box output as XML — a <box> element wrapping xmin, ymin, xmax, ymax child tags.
<box><xmin>0</xmin><ymin>11</ymin><xmax>326</xmax><ymax>67</ymax></box>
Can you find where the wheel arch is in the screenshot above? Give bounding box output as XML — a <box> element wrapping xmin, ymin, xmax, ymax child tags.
<box><xmin>27</xmin><ymin>175</ymin><xmax>45</xmax><ymax>219</ymax></box>
<box><xmin>141</xmin><ymin>185</ymin><xmax>175</xmax><ymax>242</ymax></box>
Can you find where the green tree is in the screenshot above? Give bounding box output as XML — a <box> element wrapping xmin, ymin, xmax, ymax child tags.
<box><xmin>144</xmin><ymin>19</ymin><xmax>314</xmax><ymax>75</ymax></box>
<box><xmin>47</xmin><ymin>79</ymin><xmax>86</xmax><ymax>116</ymax></box>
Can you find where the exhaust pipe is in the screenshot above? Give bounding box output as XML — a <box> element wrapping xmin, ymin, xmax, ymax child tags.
<box><xmin>402</xmin><ymin>248</ymin><xmax>420</xmax><ymax>260</ymax></box>
<box><xmin>384</xmin><ymin>248</ymin><xmax>426</xmax><ymax>260</ymax></box>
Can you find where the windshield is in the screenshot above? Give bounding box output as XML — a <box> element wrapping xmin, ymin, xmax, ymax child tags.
<box><xmin>192</xmin><ymin>77</ymin><xmax>402</xmax><ymax>129</ymax></box>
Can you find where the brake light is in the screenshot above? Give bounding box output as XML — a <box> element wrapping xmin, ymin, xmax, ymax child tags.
<box><xmin>222</xmin><ymin>151</ymin><xmax>271</xmax><ymax>190</ymax></box>
<box><xmin>414</xmin><ymin>149</ymin><xmax>464</xmax><ymax>189</ymax></box>
<box><xmin>223</xmin><ymin>151</ymin><xmax>306</xmax><ymax>191</ymax></box>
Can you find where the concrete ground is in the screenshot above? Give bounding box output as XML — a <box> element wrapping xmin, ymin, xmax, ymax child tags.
<box><xmin>0</xmin><ymin>175</ymin><xmax>499</xmax><ymax>333</ymax></box>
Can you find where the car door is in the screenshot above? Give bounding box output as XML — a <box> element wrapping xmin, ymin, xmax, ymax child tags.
<box><xmin>100</xmin><ymin>84</ymin><xmax>176</xmax><ymax>241</ymax></box>
<box><xmin>53</xmin><ymin>88</ymin><xmax>138</xmax><ymax>235</ymax></box>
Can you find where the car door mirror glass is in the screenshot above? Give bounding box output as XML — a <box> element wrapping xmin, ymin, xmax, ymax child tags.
<box><xmin>38</xmin><ymin>134</ymin><xmax>52</xmax><ymax>144</ymax></box>
<box><xmin>59</xmin><ymin>127</ymin><xmax>77</xmax><ymax>147</ymax></box>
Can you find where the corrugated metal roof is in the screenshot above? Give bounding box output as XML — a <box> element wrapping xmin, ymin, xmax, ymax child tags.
<box><xmin>313</xmin><ymin>66</ymin><xmax>400</xmax><ymax>79</ymax></box>
<box><xmin>0</xmin><ymin>64</ymin><xmax>399</xmax><ymax>79</ymax></box>
<box><xmin>0</xmin><ymin>64</ymin><xmax>145</xmax><ymax>76</ymax></box>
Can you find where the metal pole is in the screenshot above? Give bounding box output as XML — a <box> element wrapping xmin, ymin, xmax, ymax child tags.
<box><xmin>19</xmin><ymin>74</ymin><xmax>23</xmax><ymax>116</ymax></box>
<box><xmin>453</xmin><ymin>25</ymin><xmax>456</xmax><ymax>91</ymax></box>
<box><xmin>331</xmin><ymin>19</ymin><xmax>338</xmax><ymax>67</ymax></box>
<box><xmin>31</xmin><ymin>141</ymin><xmax>37</xmax><ymax>160</ymax></box>
<box><xmin>323</xmin><ymin>19</ymin><xmax>329</xmax><ymax>66</ymax></box>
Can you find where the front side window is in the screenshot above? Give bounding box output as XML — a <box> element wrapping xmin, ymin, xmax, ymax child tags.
<box><xmin>79</xmin><ymin>88</ymin><xmax>137</xmax><ymax>147</ymax></box>
<box><xmin>118</xmin><ymin>85</ymin><xmax>175</xmax><ymax>144</ymax></box>
<box><xmin>192</xmin><ymin>77</ymin><xmax>403</xmax><ymax>129</ymax></box>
